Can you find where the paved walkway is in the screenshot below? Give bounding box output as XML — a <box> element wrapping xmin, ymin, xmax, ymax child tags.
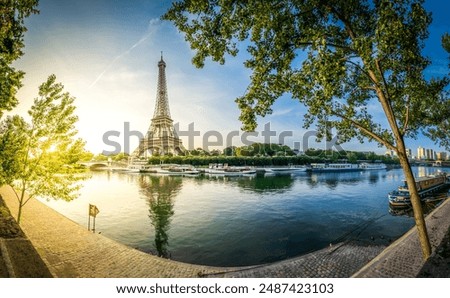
<box><xmin>2</xmin><ymin>185</ymin><xmax>449</xmax><ymax>278</ymax></box>
<box><xmin>205</xmin><ymin>242</ymin><xmax>385</xmax><ymax>278</ymax></box>
<box><xmin>353</xmin><ymin>197</ymin><xmax>450</xmax><ymax>277</ymax></box>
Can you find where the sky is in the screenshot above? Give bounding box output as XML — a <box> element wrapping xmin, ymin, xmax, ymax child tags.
<box><xmin>10</xmin><ymin>0</ymin><xmax>450</xmax><ymax>156</ymax></box>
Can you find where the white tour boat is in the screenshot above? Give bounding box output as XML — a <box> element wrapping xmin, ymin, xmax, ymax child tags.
<box><xmin>358</xmin><ymin>162</ymin><xmax>387</xmax><ymax>170</ymax></box>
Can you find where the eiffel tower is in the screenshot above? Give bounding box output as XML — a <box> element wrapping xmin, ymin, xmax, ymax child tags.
<box><xmin>133</xmin><ymin>53</ymin><xmax>184</xmax><ymax>157</ymax></box>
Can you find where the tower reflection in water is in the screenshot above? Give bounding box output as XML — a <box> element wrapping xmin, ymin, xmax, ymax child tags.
<box><xmin>138</xmin><ymin>175</ymin><xmax>182</xmax><ymax>258</ymax></box>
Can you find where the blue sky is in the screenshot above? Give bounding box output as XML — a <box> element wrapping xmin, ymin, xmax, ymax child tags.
<box><xmin>11</xmin><ymin>0</ymin><xmax>449</xmax><ymax>156</ymax></box>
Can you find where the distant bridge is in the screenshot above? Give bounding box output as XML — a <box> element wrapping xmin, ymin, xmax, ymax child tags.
<box><xmin>410</xmin><ymin>160</ymin><xmax>450</xmax><ymax>167</ymax></box>
<box><xmin>79</xmin><ymin>161</ymin><xmax>127</xmax><ymax>169</ymax></box>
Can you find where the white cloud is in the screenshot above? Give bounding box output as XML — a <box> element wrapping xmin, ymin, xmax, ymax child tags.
<box><xmin>89</xmin><ymin>18</ymin><xmax>161</xmax><ymax>88</ymax></box>
<box><xmin>271</xmin><ymin>108</ymin><xmax>295</xmax><ymax>117</ymax></box>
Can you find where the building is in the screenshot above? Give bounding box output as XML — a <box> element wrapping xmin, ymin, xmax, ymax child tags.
<box><xmin>417</xmin><ymin>146</ymin><xmax>426</xmax><ymax>160</ymax></box>
<box><xmin>406</xmin><ymin>148</ymin><xmax>412</xmax><ymax>158</ymax></box>
<box><xmin>425</xmin><ymin>148</ymin><xmax>434</xmax><ymax>160</ymax></box>
<box><xmin>385</xmin><ymin>149</ymin><xmax>396</xmax><ymax>157</ymax></box>
<box><xmin>436</xmin><ymin>152</ymin><xmax>447</xmax><ymax>161</ymax></box>
<box><xmin>133</xmin><ymin>54</ymin><xmax>184</xmax><ymax>157</ymax></box>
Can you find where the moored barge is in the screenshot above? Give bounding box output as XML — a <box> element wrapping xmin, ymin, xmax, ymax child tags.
<box><xmin>388</xmin><ymin>173</ymin><xmax>449</xmax><ymax>207</ymax></box>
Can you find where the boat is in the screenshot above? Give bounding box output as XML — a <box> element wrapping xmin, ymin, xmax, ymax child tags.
<box><xmin>111</xmin><ymin>163</ymin><xmax>143</xmax><ymax>173</ymax></box>
<box><xmin>309</xmin><ymin>163</ymin><xmax>359</xmax><ymax>172</ymax></box>
<box><xmin>389</xmin><ymin>191</ymin><xmax>449</xmax><ymax>216</ymax></box>
<box><xmin>119</xmin><ymin>159</ymin><xmax>159</xmax><ymax>173</ymax></box>
<box><xmin>111</xmin><ymin>167</ymin><xmax>134</xmax><ymax>172</ymax></box>
<box><xmin>208</xmin><ymin>168</ymin><xmax>256</xmax><ymax>176</ymax></box>
<box><xmin>205</xmin><ymin>164</ymin><xmax>256</xmax><ymax>176</ymax></box>
<box><xmin>124</xmin><ymin>164</ymin><xmax>142</xmax><ymax>173</ymax></box>
<box><xmin>265</xmin><ymin>165</ymin><xmax>307</xmax><ymax>174</ymax></box>
<box><xmin>358</xmin><ymin>162</ymin><xmax>387</xmax><ymax>170</ymax></box>
<box><xmin>422</xmin><ymin>192</ymin><xmax>448</xmax><ymax>204</ymax></box>
<box><xmin>157</xmin><ymin>165</ymin><xmax>199</xmax><ymax>175</ymax></box>
<box><xmin>138</xmin><ymin>165</ymin><xmax>159</xmax><ymax>173</ymax></box>
<box><xmin>388</xmin><ymin>173</ymin><xmax>449</xmax><ymax>207</ymax></box>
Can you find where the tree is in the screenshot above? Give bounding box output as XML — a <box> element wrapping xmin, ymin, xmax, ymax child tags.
<box><xmin>210</xmin><ymin>149</ymin><xmax>221</xmax><ymax>156</ymax></box>
<box><xmin>189</xmin><ymin>149</ymin><xmax>200</xmax><ymax>156</ymax></box>
<box><xmin>443</xmin><ymin>33</ymin><xmax>450</xmax><ymax>54</ymax></box>
<box><xmin>164</xmin><ymin>0</ymin><xmax>450</xmax><ymax>259</ymax></box>
<box><xmin>0</xmin><ymin>75</ymin><xmax>88</xmax><ymax>223</ymax></box>
<box><xmin>347</xmin><ymin>152</ymin><xmax>358</xmax><ymax>163</ymax></box>
<box><xmin>111</xmin><ymin>152</ymin><xmax>128</xmax><ymax>162</ymax></box>
<box><xmin>0</xmin><ymin>0</ymin><xmax>39</xmax><ymax>118</ymax></box>
<box><xmin>0</xmin><ymin>115</ymin><xmax>28</xmax><ymax>186</ymax></box>
<box><xmin>223</xmin><ymin>146</ymin><xmax>236</xmax><ymax>156</ymax></box>
<box><xmin>93</xmin><ymin>153</ymin><xmax>109</xmax><ymax>161</ymax></box>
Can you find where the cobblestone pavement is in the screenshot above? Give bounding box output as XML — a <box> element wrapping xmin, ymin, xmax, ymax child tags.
<box><xmin>354</xmin><ymin>198</ymin><xmax>450</xmax><ymax>278</ymax></box>
<box><xmin>204</xmin><ymin>242</ymin><xmax>386</xmax><ymax>278</ymax></box>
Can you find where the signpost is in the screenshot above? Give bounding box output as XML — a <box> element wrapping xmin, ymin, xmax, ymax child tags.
<box><xmin>88</xmin><ymin>204</ymin><xmax>100</xmax><ymax>233</ymax></box>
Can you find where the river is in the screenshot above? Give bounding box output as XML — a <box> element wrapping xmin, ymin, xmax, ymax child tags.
<box><xmin>38</xmin><ymin>166</ymin><xmax>448</xmax><ymax>267</ymax></box>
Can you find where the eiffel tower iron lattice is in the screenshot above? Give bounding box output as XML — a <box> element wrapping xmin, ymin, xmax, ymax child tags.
<box><xmin>133</xmin><ymin>54</ymin><xmax>184</xmax><ymax>157</ymax></box>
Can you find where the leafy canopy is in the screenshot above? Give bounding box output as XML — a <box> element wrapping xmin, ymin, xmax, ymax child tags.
<box><xmin>443</xmin><ymin>33</ymin><xmax>450</xmax><ymax>54</ymax></box>
<box><xmin>0</xmin><ymin>115</ymin><xmax>28</xmax><ymax>186</ymax></box>
<box><xmin>0</xmin><ymin>75</ymin><xmax>89</xmax><ymax>222</ymax></box>
<box><xmin>164</xmin><ymin>0</ymin><xmax>449</xmax><ymax>151</ymax></box>
<box><xmin>0</xmin><ymin>0</ymin><xmax>39</xmax><ymax>117</ymax></box>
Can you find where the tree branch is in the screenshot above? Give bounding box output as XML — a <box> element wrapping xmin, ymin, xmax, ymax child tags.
<box><xmin>322</xmin><ymin>3</ymin><xmax>357</xmax><ymax>40</ymax></box>
<box><xmin>10</xmin><ymin>185</ymin><xmax>21</xmax><ymax>205</ymax></box>
<box><xmin>345</xmin><ymin>60</ymin><xmax>377</xmax><ymax>86</ymax></box>
<box><xmin>375</xmin><ymin>59</ymin><xmax>392</xmax><ymax>102</ymax></box>
<box><xmin>23</xmin><ymin>194</ymin><xmax>34</xmax><ymax>206</ymax></box>
<box><xmin>333</xmin><ymin>111</ymin><xmax>396</xmax><ymax>151</ymax></box>
<box><xmin>402</xmin><ymin>96</ymin><xmax>410</xmax><ymax>136</ymax></box>
<box><xmin>291</xmin><ymin>41</ymin><xmax>356</xmax><ymax>53</ymax></box>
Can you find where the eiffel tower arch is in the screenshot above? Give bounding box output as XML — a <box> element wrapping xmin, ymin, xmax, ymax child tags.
<box><xmin>133</xmin><ymin>54</ymin><xmax>185</xmax><ymax>157</ymax></box>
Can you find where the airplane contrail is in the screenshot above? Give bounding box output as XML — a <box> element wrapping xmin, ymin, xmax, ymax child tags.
<box><xmin>89</xmin><ymin>18</ymin><xmax>160</xmax><ymax>88</ymax></box>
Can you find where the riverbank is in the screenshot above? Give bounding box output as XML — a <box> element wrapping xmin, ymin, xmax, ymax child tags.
<box><xmin>1</xmin><ymin>185</ymin><xmax>449</xmax><ymax>277</ymax></box>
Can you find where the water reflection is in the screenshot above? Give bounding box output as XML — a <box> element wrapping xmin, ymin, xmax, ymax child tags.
<box><xmin>38</xmin><ymin>166</ymin><xmax>449</xmax><ymax>266</ymax></box>
<box><xmin>307</xmin><ymin>172</ymin><xmax>362</xmax><ymax>189</ymax></box>
<box><xmin>138</xmin><ymin>175</ymin><xmax>182</xmax><ymax>258</ymax></box>
<box><xmin>389</xmin><ymin>199</ymin><xmax>447</xmax><ymax>217</ymax></box>
<box><xmin>236</xmin><ymin>174</ymin><xmax>294</xmax><ymax>193</ymax></box>
<box><xmin>416</xmin><ymin>166</ymin><xmax>445</xmax><ymax>178</ymax></box>
<box><xmin>367</xmin><ymin>172</ymin><xmax>380</xmax><ymax>184</ymax></box>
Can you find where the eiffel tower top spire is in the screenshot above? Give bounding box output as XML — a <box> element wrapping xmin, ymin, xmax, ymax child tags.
<box><xmin>153</xmin><ymin>51</ymin><xmax>171</xmax><ymax>118</ymax></box>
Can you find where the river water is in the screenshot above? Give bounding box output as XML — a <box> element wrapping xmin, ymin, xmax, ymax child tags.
<box><xmin>38</xmin><ymin>166</ymin><xmax>447</xmax><ymax>267</ymax></box>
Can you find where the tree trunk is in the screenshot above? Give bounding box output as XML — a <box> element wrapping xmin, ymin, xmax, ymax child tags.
<box><xmin>17</xmin><ymin>189</ymin><xmax>25</xmax><ymax>224</ymax></box>
<box><xmin>17</xmin><ymin>203</ymin><xmax>22</xmax><ymax>224</ymax></box>
<box><xmin>396</xmin><ymin>140</ymin><xmax>431</xmax><ymax>260</ymax></box>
